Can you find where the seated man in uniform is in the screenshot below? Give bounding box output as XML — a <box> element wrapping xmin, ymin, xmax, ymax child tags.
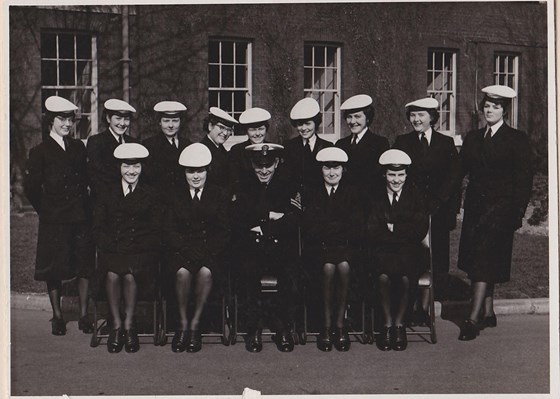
<box><xmin>232</xmin><ymin>143</ymin><xmax>302</xmax><ymax>353</ymax></box>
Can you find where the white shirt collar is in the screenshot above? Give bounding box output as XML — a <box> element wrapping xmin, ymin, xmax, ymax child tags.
<box><xmin>325</xmin><ymin>183</ymin><xmax>339</xmax><ymax>195</ymax></box>
<box><xmin>352</xmin><ymin>128</ymin><xmax>368</xmax><ymax>145</ymax></box>
<box><xmin>49</xmin><ymin>131</ymin><xmax>66</xmax><ymax>150</ymax></box>
<box><xmin>122</xmin><ymin>180</ymin><xmax>138</xmax><ymax>195</ymax></box>
<box><xmin>387</xmin><ymin>189</ymin><xmax>402</xmax><ymax>203</ymax></box>
<box><xmin>419</xmin><ymin>127</ymin><xmax>433</xmax><ymax>144</ymax></box>
<box><xmin>488</xmin><ymin>120</ymin><xmax>504</xmax><ymax>136</ymax></box>
<box><xmin>190</xmin><ymin>187</ymin><xmax>204</xmax><ymax>199</ymax></box>
<box><xmin>207</xmin><ymin>134</ymin><xmax>220</xmax><ymax>148</ymax></box>
<box><xmin>166</xmin><ymin>135</ymin><xmax>178</xmax><ymax>146</ymax></box>
<box><xmin>109</xmin><ymin>127</ymin><xmax>124</xmax><ymax>143</ymax></box>
<box><xmin>303</xmin><ymin>134</ymin><xmax>318</xmax><ymax>151</ymax></box>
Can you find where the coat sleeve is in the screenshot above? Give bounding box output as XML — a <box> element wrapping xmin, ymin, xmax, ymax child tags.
<box><xmin>433</xmin><ymin>137</ymin><xmax>461</xmax><ymax>213</ymax></box>
<box><xmin>163</xmin><ymin>200</ymin><xmax>187</xmax><ymax>252</ymax></box>
<box><xmin>23</xmin><ymin>147</ymin><xmax>43</xmax><ymax>213</ymax></box>
<box><xmin>511</xmin><ymin>130</ymin><xmax>534</xmax><ymax>227</ymax></box>
<box><xmin>92</xmin><ymin>194</ymin><xmax>118</xmax><ymax>253</ymax></box>
<box><xmin>392</xmin><ymin>190</ymin><xmax>429</xmax><ymax>243</ymax></box>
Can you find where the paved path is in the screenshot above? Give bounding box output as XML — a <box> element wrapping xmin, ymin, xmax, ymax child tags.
<box><xmin>10</xmin><ymin>308</ymin><xmax>551</xmax><ymax>396</ymax></box>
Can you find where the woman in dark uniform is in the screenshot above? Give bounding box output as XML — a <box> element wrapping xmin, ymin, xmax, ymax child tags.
<box><xmin>283</xmin><ymin>98</ymin><xmax>333</xmax><ymax>197</ymax></box>
<box><xmin>24</xmin><ymin>96</ymin><xmax>95</xmax><ymax>336</ymax></box>
<box><xmin>164</xmin><ymin>143</ymin><xmax>230</xmax><ymax>353</ymax></box>
<box><xmin>457</xmin><ymin>85</ymin><xmax>533</xmax><ymax>341</ymax></box>
<box><xmin>302</xmin><ymin>147</ymin><xmax>364</xmax><ymax>352</ymax></box>
<box><xmin>368</xmin><ymin>149</ymin><xmax>429</xmax><ymax>351</ymax></box>
<box><xmin>229</xmin><ymin>107</ymin><xmax>271</xmax><ymax>195</ymax></box>
<box><xmin>93</xmin><ymin>143</ymin><xmax>161</xmax><ymax>353</ymax></box>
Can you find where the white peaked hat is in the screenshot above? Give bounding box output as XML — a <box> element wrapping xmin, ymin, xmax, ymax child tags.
<box><xmin>239</xmin><ymin>107</ymin><xmax>271</xmax><ymax>125</ymax></box>
<box><xmin>104</xmin><ymin>99</ymin><xmax>137</xmax><ymax>114</ymax></box>
<box><xmin>316</xmin><ymin>147</ymin><xmax>348</xmax><ymax>163</ymax></box>
<box><xmin>209</xmin><ymin>107</ymin><xmax>238</xmax><ymax>126</ymax></box>
<box><xmin>340</xmin><ymin>94</ymin><xmax>373</xmax><ymax>111</ymax></box>
<box><xmin>405</xmin><ymin>97</ymin><xmax>439</xmax><ymax>110</ymax></box>
<box><xmin>113</xmin><ymin>143</ymin><xmax>149</xmax><ymax>161</ymax></box>
<box><xmin>481</xmin><ymin>85</ymin><xmax>517</xmax><ymax>99</ymax></box>
<box><xmin>153</xmin><ymin>101</ymin><xmax>187</xmax><ymax>114</ymax></box>
<box><xmin>45</xmin><ymin>96</ymin><xmax>78</xmax><ymax>113</ymax></box>
<box><xmin>290</xmin><ymin>98</ymin><xmax>321</xmax><ymax>120</ymax></box>
<box><xmin>179</xmin><ymin>143</ymin><xmax>212</xmax><ymax>167</ymax></box>
<box><xmin>379</xmin><ymin>149</ymin><xmax>412</xmax><ymax>168</ymax></box>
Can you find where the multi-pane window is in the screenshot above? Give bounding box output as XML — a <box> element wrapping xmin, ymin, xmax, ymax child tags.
<box><xmin>494</xmin><ymin>53</ymin><xmax>519</xmax><ymax>128</ymax></box>
<box><xmin>304</xmin><ymin>43</ymin><xmax>341</xmax><ymax>140</ymax></box>
<box><xmin>41</xmin><ymin>31</ymin><xmax>97</xmax><ymax>139</ymax></box>
<box><xmin>208</xmin><ymin>39</ymin><xmax>252</xmax><ymax>134</ymax></box>
<box><xmin>427</xmin><ymin>49</ymin><xmax>457</xmax><ymax>136</ymax></box>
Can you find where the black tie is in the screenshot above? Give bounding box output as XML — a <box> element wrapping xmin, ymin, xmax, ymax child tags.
<box><xmin>171</xmin><ymin>137</ymin><xmax>176</xmax><ymax>148</ymax></box>
<box><xmin>193</xmin><ymin>188</ymin><xmax>200</xmax><ymax>203</ymax></box>
<box><xmin>420</xmin><ymin>133</ymin><xmax>429</xmax><ymax>156</ymax></box>
<box><xmin>483</xmin><ymin>127</ymin><xmax>492</xmax><ymax>150</ymax></box>
<box><xmin>392</xmin><ymin>192</ymin><xmax>398</xmax><ymax>207</ymax></box>
<box><xmin>304</xmin><ymin>140</ymin><xmax>311</xmax><ymax>153</ymax></box>
<box><xmin>329</xmin><ymin>186</ymin><xmax>336</xmax><ymax>196</ymax></box>
<box><xmin>63</xmin><ymin>137</ymin><xmax>70</xmax><ymax>151</ymax></box>
<box><xmin>127</xmin><ymin>184</ymin><xmax>133</xmax><ymax>196</ymax></box>
<box><xmin>351</xmin><ymin>135</ymin><xmax>358</xmax><ymax>148</ymax></box>
<box><xmin>119</xmin><ymin>135</ymin><xmax>124</xmax><ymax>144</ymax></box>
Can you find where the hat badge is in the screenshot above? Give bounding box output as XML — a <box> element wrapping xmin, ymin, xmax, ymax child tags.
<box><xmin>262</xmin><ymin>145</ymin><xmax>269</xmax><ymax>155</ymax></box>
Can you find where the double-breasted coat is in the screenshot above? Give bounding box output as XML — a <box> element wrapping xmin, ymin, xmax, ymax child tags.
<box><xmin>393</xmin><ymin>130</ymin><xmax>461</xmax><ymax>275</ymax></box>
<box><xmin>92</xmin><ymin>181</ymin><xmax>161</xmax><ymax>290</ymax></box>
<box><xmin>163</xmin><ymin>184</ymin><xmax>230</xmax><ymax>277</ymax></box>
<box><xmin>24</xmin><ymin>135</ymin><xmax>95</xmax><ymax>281</ymax></box>
<box><xmin>200</xmin><ymin>135</ymin><xmax>230</xmax><ymax>190</ymax></box>
<box><xmin>367</xmin><ymin>183</ymin><xmax>429</xmax><ymax>278</ymax></box>
<box><xmin>458</xmin><ymin>123</ymin><xmax>533</xmax><ymax>283</ymax></box>
<box><xmin>282</xmin><ymin>135</ymin><xmax>333</xmax><ymax>197</ymax></box>
<box><xmin>87</xmin><ymin>130</ymin><xmax>139</xmax><ymax>197</ymax></box>
<box><xmin>142</xmin><ymin>133</ymin><xmax>192</xmax><ymax>196</ymax></box>
<box><xmin>335</xmin><ymin>129</ymin><xmax>390</xmax><ymax>196</ymax></box>
<box><xmin>228</xmin><ymin>139</ymin><xmax>254</xmax><ymax>196</ymax></box>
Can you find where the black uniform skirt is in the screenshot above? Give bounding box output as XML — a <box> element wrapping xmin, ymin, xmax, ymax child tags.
<box><xmin>34</xmin><ymin>222</ymin><xmax>95</xmax><ymax>281</ymax></box>
<box><xmin>96</xmin><ymin>251</ymin><xmax>159</xmax><ymax>296</ymax></box>
<box><xmin>372</xmin><ymin>245</ymin><xmax>426</xmax><ymax>280</ymax></box>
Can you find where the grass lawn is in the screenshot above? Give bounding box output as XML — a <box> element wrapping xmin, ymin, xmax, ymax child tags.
<box><xmin>10</xmin><ymin>212</ymin><xmax>550</xmax><ymax>299</ymax></box>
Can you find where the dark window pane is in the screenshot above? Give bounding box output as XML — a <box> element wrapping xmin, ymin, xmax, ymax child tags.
<box><xmin>209</xmin><ymin>91</ymin><xmax>218</xmax><ymax>108</ymax></box>
<box><xmin>304</xmin><ymin>46</ymin><xmax>312</xmax><ymax>67</ymax></box>
<box><xmin>222</xmin><ymin>42</ymin><xmax>234</xmax><ymax>63</ymax></box>
<box><xmin>59</xmin><ymin>61</ymin><xmax>75</xmax><ymax>85</ymax></box>
<box><xmin>234</xmin><ymin>91</ymin><xmax>246</xmax><ymax>113</ymax></box>
<box><xmin>209</xmin><ymin>65</ymin><xmax>220</xmax><ymax>87</ymax></box>
<box><xmin>235</xmin><ymin>42</ymin><xmax>247</xmax><ymax>64</ymax></box>
<box><xmin>314</xmin><ymin>46</ymin><xmax>325</xmax><ymax>67</ymax></box>
<box><xmin>498</xmin><ymin>75</ymin><xmax>506</xmax><ymax>85</ymax></box>
<box><xmin>76</xmin><ymin>115</ymin><xmax>91</xmax><ymax>139</ymax></box>
<box><xmin>235</xmin><ymin>65</ymin><xmax>246</xmax><ymax>88</ymax></box>
<box><xmin>304</xmin><ymin>68</ymin><xmax>313</xmax><ymax>89</ymax></box>
<box><xmin>323</xmin><ymin>112</ymin><xmax>334</xmax><ymax>131</ymax></box>
<box><xmin>41</xmin><ymin>60</ymin><xmax>58</xmax><ymax>85</ymax></box>
<box><xmin>434</xmin><ymin>52</ymin><xmax>443</xmax><ymax>70</ymax></box>
<box><xmin>427</xmin><ymin>71</ymin><xmax>433</xmax><ymax>90</ymax></box>
<box><xmin>313</xmin><ymin>68</ymin><xmax>324</xmax><ymax>90</ymax></box>
<box><xmin>428</xmin><ymin>51</ymin><xmax>434</xmax><ymax>70</ymax></box>
<box><xmin>325</xmin><ymin>68</ymin><xmax>335</xmax><ymax>90</ymax></box>
<box><xmin>444</xmin><ymin>52</ymin><xmax>452</xmax><ymax>69</ymax></box>
<box><xmin>209</xmin><ymin>41</ymin><xmax>220</xmax><ymax>63</ymax></box>
<box><xmin>76</xmin><ymin>35</ymin><xmax>91</xmax><ymax>59</ymax></box>
<box><xmin>326</xmin><ymin>47</ymin><xmax>336</xmax><ymax>68</ymax></box>
<box><xmin>57</xmin><ymin>89</ymin><xmax>74</xmax><ymax>103</ymax></box>
<box><xmin>219</xmin><ymin>91</ymin><xmax>233</xmax><ymax>112</ymax></box>
<box><xmin>323</xmin><ymin>92</ymin><xmax>334</xmax><ymax>113</ymax></box>
<box><xmin>508</xmin><ymin>57</ymin><xmax>515</xmax><ymax>71</ymax></box>
<box><xmin>76</xmin><ymin>61</ymin><xmax>91</xmax><ymax>86</ymax></box>
<box><xmin>222</xmin><ymin>65</ymin><xmax>234</xmax><ymax>87</ymax></box>
<box><xmin>76</xmin><ymin>88</ymin><xmax>92</xmax><ymax>114</ymax></box>
<box><xmin>41</xmin><ymin>33</ymin><xmax>57</xmax><ymax>58</ymax></box>
<box><xmin>58</xmin><ymin>34</ymin><xmax>74</xmax><ymax>59</ymax></box>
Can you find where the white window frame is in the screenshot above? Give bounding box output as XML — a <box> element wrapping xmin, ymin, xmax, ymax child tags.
<box><xmin>494</xmin><ymin>53</ymin><xmax>519</xmax><ymax>128</ymax></box>
<box><xmin>427</xmin><ymin>49</ymin><xmax>459</xmax><ymax>145</ymax></box>
<box><xmin>41</xmin><ymin>31</ymin><xmax>98</xmax><ymax>140</ymax></box>
<box><xmin>304</xmin><ymin>43</ymin><xmax>341</xmax><ymax>143</ymax></box>
<box><xmin>208</xmin><ymin>38</ymin><xmax>252</xmax><ymax>149</ymax></box>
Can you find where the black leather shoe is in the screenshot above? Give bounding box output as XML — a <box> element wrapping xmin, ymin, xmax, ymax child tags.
<box><xmin>274</xmin><ymin>331</ymin><xmax>294</xmax><ymax>352</ymax></box>
<box><xmin>333</xmin><ymin>328</ymin><xmax>350</xmax><ymax>352</ymax></box>
<box><xmin>411</xmin><ymin>310</ymin><xmax>430</xmax><ymax>327</ymax></box>
<box><xmin>187</xmin><ymin>330</ymin><xmax>202</xmax><ymax>353</ymax></box>
<box><xmin>376</xmin><ymin>326</ymin><xmax>392</xmax><ymax>351</ymax></box>
<box><xmin>124</xmin><ymin>328</ymin><xmax>139</xmax><ymax>353</ymax></box>
<box><xmin>107</xmin><ymin>328</ymin><xmax>124</xmax><ymax>353</ymax></box>
<box><xmin>245</xmin><ymin>330</ymin><xmax>263</xmax><ymax>353</ymax></box>
<box><xmin>78</xmin><ymin>316</ymin><xmax>94</xmax><ymax>334</ymax></box>
<box><xmin>51</xmin><ymin>317</ymin><xmax>66</xmax><ymax>336</ymax></box>
<box><xmin>392</xmin><ymin>326</ymin><xmax>408</xmax><ymax>351</ymax></box>
<box><xmin>317</xmin><ymin>328</ymin><xmax>333</xmax><ymax>352</ymax></box>
<box><xmin>480</xmin><ymin>314</ymin><xmax>497</xmax><ymax>330</ymax></box>
<box><xmin>458</xmin><ymin>319</ymin><xmax>480</xmax><ymax>341</ymax></box>
<box><xmin>171</xmin><ymin>330</ymin><xmax>188</xmax><ymax>353</ymax></box>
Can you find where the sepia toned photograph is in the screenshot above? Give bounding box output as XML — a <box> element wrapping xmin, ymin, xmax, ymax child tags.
<box><xmin>6</xmin><ymin>0</ymin><xmax>558</xmax><ymax>397</ymax></box>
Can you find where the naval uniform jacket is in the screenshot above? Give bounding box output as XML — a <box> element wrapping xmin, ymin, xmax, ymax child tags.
<box><xmin>93</xmin><ymin>181</ymin><xmax>162</xmax><ymax>279</ymax></box>
<box><xmin>393</xmin><ymin>130</ymin><xmax>461</xmax><ymax>275</ymax></box>
<box><xmin>282</xmin><ymin>135</ymin><xmax>333</xmax><ymax>198</ymax></box>
<box><xmin>335</xmin><ymin>128</ymin><xmax>390</xmax><ymax>196</ymax></box>
<box><xmin>228</xmin><ymin>139</ymin><xmax>253</xmax><ymax>196</ymax></box>
<box><xmin>200</xmin><ymin>135</ymin><xmax>230</xmax><ymax>191</ymax></box>
<box><xmin>367</xmin><ymin>183</ymin><xmax>429</xmax><ymax>277</ymax></box>
<box><xmin>142</xmin><ymin>132</ymin><xmax>191</xmax><ymax>196</ymax></box>
<box><xmin>302</xmin><ymin>181</ymin><xmax>365</xmax><ymax>267</ymax></box>
<box><xmin>163</xmin><ymin>184</ymin><xmax>231</xmax><ymax>275</ymax></box>
<box><xmin>87</xmin><ymin>130</ymin><xmax>139</xmax><ymax>198</ymax></box>
<box><xmin>24</xmin><ymin>135</ymin><xmax>94</xmax><ymax>281</ymax></box>
<box><xmin>458</xmin><ymin>123</ymin><xmax>533</xmax><ymax>283</ymax></box>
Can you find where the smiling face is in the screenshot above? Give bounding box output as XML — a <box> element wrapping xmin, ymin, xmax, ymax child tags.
<box><xmin>107</xmin><ymin>114</ymin><xmax>131</xmax><ymax>136</ymax></box>
<box><xmin>252</xmin><ymin>158</ymin><xmax>279</xmax><ymax>184</ymax></box>
<box><xmin>185</xmin><ymin>167</ymin><xmax>207</xmax><ymax>190</ymax></box>
<box><xmin>408</xmin><ymin>110</ymin><xmax>432</xmax><ymax>133</ymax></box>
<box><xmin>322</xmin><ymin>164</ymin><xmax>343</xmax><ymax>186</ymax></box>
<box><xmin>385</xmin><ymin>169</ymin><xmax>407</xmax><ymax>193</ymax></box>
<box><xmin>159</xmin><ymin>117</ymin><xmax>181</xmax><ymax>137</ymax></box>
<box><xmin>51</xmin><ymin>115</ymin><xmax>74</xmax><ymax>137</ymax></box>
<box><xmin>483</xmin><ymin>100</ymin><xmax>505</xmax><ymax>126</ymax></box>
<box><xmin>296</xmin><ymin>120</ymin><xmax>316</xmax><ymax>140</ymax></box>
<box><xmin>247</xmin><ymin>125</ymin><xmax>267</xmax><ymax>144</ymax></box>
<box><xmin>345</xmin><ymin>110</ymin><xmax>368</xmax><ymax>135</ymax></box>
<box><xmin>121</xmin><ymin>162</ymin><xmax>142</xmax><ymax>185</ymax></box>
<box><xmin>208</xmin><ymin>122</ymin><xmax>232</xmax><ymax>145</ymax></box>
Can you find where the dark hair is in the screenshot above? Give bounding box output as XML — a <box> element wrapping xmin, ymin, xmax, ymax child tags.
<box><xmin>405</xmin><ymin>107</ymin><xmax>440</xmax><ymax>126</ymax></box>
<box><xmin>290</xmin><ymin>113</ymin><xmax>322</xmax><ymax>129</ymax></box>
<box><xmin>242</xmin><ymin>120</ymin><xmax>270</xmax><ymax>133</ymax></box>
<box><xmin>204</xmin><ymin>113</ymin><xmax>235</xmax><ymax>133</ymax></box>
<box><xmin>343</xmin><ymin>105</ymin><xmax>374</xmax><ymax>126</ymax></box>
<box><xmin>479</xmin><ymin>95</ymin><xmax>511</xmax><ymax>119</ymax></box>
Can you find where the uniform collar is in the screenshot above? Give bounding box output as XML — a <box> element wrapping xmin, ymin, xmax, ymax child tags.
<box><xmin>49</xmin><ymin>131</ymin><xmax>66</xmax><ymax>150</ymax></box>
<box><xmin>303</xmin><ymin>134</ymin><xmax>317</xmax><ymax>151</ymax></box>
<box><xmin>353</xmin><ymin>128</ymin><xmax>368</xmax><ymax>144</ymax></box>
<box><xmin>122</xmin><ymin>180</ymin><xmax>139</xmax><ymax>195</ymax></box>
<box><xmin>109</xmin><ymin>127</ymin><xmax>125</xmax><ymax>143</ymax></box>
<box><xmin>487</xmin><ymin>119</ymin><xmax>504</xmax><ymax>137</ymax></box>
<box><xmin>419</xmin><ymin>127</ymin><xmax>433</xmax><ymax>144</ymax></box>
